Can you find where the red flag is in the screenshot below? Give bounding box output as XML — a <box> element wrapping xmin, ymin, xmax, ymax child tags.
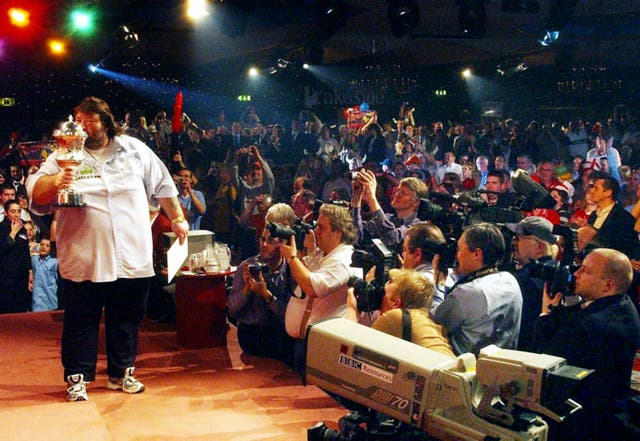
<box><xmin>171</xmin><ymin>91</ymin><xmax>183</xmax><ymax>133</ymax></box>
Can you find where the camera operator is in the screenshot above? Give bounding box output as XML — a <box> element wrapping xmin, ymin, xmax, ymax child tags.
<box><xmin>533</xmin><ymin>248</ymin><xmax>640</xmax><ymax>441</ymax></box>
<box><xmin>401</xmin><ymin>223</ymin><xmax>450</xmax><ymax>312</ymax></box>
<box><xmin>280</xmin><ymin>204</ymin><xmax>359</xmax><ymax>372</ymax></box>
<box><xmin>350</xmin><ymin>170</ymin><xmax>428</xmax><ymax>249</ymax></box>
<box><xmin>481</xmin><ymin>170</ymin><xmax>515</xmax><ymax>208</ymax></box>
<box><xmin>344</xmin><ymin>268</ymin><xmax>455</xmax><ymax>358</ymax></box>
<box><xmin>505</xmin><ymin>216</ymin><xmax>557</xmax><ymax>352</ymax></box>
<box><xmin>227</xmin><ymin>204</ymin><xmax>297</xmax><ymax>366</ymax></box>
<box><xmin>432</xmin><ymin>223</ymin><xmax>522</xmax><ymax>356</ymax></box>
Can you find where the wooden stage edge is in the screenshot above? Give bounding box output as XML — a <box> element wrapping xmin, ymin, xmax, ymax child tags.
<box><xmin>0</xmin><ymin>310</ymin><xmax>347</xmax><ymax>441</ymax></box>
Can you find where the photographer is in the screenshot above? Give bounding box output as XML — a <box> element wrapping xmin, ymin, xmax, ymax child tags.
<box><xmin>344</xmin><ymin>268</ymin><xmax>455</xmax><ymax>358</ymax></box>
<box><xmin>533</xmin><ymin>248</ymin><xmax>640</xmax><ymax>441</ymax></box>
<box><xmin>506</xmin><ymin>216</ymin><xmax>557</xmax><ymax>352</ymax></box>
<box><xmin>433</xmin><ymin>223</ymin><xmax>522</xmax><ymax>356</ymax></box>
<box><xmin>231</xmin><ymin>145</ymin><xmax>274</xmax><ymax>214</ymax></box>
<box><xmin>481</xmin><ymin>170</ymin><xmax>515</xmax><ymax>208</ymax></box>
<box><xmin>350</xmin><ymin>170</ymin><xmax>428</xmax><ymax>250</ymax></box>
<box><xmin>401</xmin><ymin>223</ymin><xmax>450</xmax><ymax>312</ymax></box>
<box><xmin>227</xmin><ymin>205</ymin><xmax>297</xmax><ymax>366</ymax></box>
<box><xmin>280</xmin><ymin>204</ymin><xmax>358</xmax><ymax>372</ymax></box>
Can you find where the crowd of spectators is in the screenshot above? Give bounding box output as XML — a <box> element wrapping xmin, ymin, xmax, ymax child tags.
<box><xmin>1</xmin><ymin>99</ymin><xmax>640</xmax><ymax>437</ymax></box>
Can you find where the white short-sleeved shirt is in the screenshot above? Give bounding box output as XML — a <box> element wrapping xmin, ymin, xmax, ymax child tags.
<box><xmin>298</xmin><ymin>243</ymin><xmax>360</xmax><ymax>325</ymax></box>
<box><xmin>26</xmin><ymin>135</ymin><xmax>178</xmax><ymax>283</ymax></box>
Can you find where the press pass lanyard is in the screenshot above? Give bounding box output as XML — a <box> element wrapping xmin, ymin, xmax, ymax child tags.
<box><xmin>445</xmin><ymin>266</ymin><xmax>498</xmax><ymax>295</ymax></box>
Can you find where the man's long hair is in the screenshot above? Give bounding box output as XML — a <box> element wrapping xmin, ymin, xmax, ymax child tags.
<box><xmin>74</xmin><ymin>97</ymin><xmax>122</xmax><ymax>139</ymax></box>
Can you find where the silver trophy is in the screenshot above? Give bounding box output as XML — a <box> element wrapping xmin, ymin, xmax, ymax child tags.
<box><xmin>53</xmin><ymin>116</ymin><xmax>87</xmax><ymax>207</ymax></box>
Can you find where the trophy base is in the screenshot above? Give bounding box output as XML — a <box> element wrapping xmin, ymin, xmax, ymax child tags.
<box><xmin>55</xmin><ymin>202</ymin><xmax>87</xmax><ymax>208</ymax></box>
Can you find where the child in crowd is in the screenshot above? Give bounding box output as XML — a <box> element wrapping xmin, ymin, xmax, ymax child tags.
<box><xmin>31</xmin><ymin>238</ymin><xmax>59</xmax><ymax>312</ymax></box>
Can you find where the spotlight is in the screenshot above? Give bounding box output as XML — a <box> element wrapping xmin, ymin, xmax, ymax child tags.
<box><xmin>115</xmin><ymin>25</ymin><xmax>139</xmax><ymax>49</ymax></box>
<box><xmin>88</xmin><ymin>64</ymin><xmax>98</xmax><ymax>73</ymax></box>
<box><xmin>317</xmin><ymin>1</ymin><xmax>348</xmax><ymax>38</ymax></box>
<box><xmin>536</xmin><ymin>0</ymin><xmax>579</xmax><ymax>46</ymax></box>
<box><xmin>537</xmin><ymin>30</ymin><xmax>560</xmax><ymax>46</ymax></box>
<box><xmin>457</xmin><ymin>0</ymin><xmax>486</xmax><ymax>39</ymax></box>
<box><xmin>248</xmin><ymin>67</ymin><xmax>259</xmax><ymax>77</ymax></box>
<box><xmin>48</xmin><ymin>39</ymin><xmax>66</xmax><ymax>56</ymax></box>
<box><xmin>387</xmin><ymin>0</ymin><xmax>420</xmax><ymax>38</ymax></box>
<box><xmin>186</xmin><ymin>0</ymin><xmax>210</xmax><ymax>19</ymax></box>
<box><xmin>461</xmin><ymin>68</ymin><xmax>472</xmax><ymax>78</ymax></box>
<box><xmin>277</xmin><ymin>58</ymin><xmax>292</xmax><ymax>69</ymax></box>
<box><xmin>303</xmin><ymin>63</ymin><xmax>310</xmax><ymax>70</ymax></box>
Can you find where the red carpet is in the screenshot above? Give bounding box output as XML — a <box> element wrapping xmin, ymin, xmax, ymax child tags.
<box><xmin>0</xmin><ymin>311</ymin><xmax>346</xmax><ymax>440</ymax></box>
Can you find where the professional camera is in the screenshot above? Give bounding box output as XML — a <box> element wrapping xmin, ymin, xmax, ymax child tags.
<box><xmin>267</xmin><ymin>219</ymin><xmax>317</xmax><ymax>250</ymax></box>
<box><xmin>420</xmin><ymin>237</ymin><xmax>459</xmax><ymax>271</ymax></box>
<box><xmin>527</xmin><ymin>260</ymin><xmax>575</xmax><ymax>297</ymax></box>
<box><xmin>248</xmin><ymin>262</ymin><xmax>269</xmax><ymax>279</ymax></box>
<box><xmin>527</xmin><ymin>225</ymin><xmax>579</xmax><ymax>297</ymax></box>
<box><xmin>308</xmin><ymin>410</ymin><xmax>427</xmax><ymax>441</ymax></box>
<box><xmin>349</xmin><ymin>239</ymin><xmax>398</xmax><ymax>312</ymax></box>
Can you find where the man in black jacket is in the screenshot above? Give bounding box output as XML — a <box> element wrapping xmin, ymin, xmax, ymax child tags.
<box><xmin>0</xmin><ymin>200</ymin><xmax>32</xmax><ymax>313</ymax></box>
<box><xmin>588</xmin><ymin>173</ymin><xmax>640</xmax><ymax>259</ymax></box>
<box><xmin>534</xmin><ymin>248</ymin><xmax>640</xmax><ymax>441</ymax></box>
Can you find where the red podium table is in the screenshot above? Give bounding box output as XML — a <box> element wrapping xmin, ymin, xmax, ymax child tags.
<box><xmin>174</xmin><ymin>269</ymin><xmax>235</xmax><ymax>349</ymax></box>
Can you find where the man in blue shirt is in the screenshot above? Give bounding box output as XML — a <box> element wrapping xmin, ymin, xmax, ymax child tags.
<box><xmin>176</xmin><ymin>167</ymin><xmax>206</xmax><ymax>230</ymax></box>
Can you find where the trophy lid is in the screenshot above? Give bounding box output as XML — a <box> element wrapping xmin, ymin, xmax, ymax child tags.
<box><xmin>53</xmin><ymin>115</ymin><xmax>87</xmax><ymax>138</ymax></box>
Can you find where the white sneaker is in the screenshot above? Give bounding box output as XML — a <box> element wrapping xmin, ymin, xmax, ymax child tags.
<box><xmin>107</xmin><ymin>367</ymin><xmax>145</xmax><ymax>394</ymax></box>
<box><xmin>66</xmin><ymin>374</ymin><xmax>88</xmax><ymax>402</ymax></box>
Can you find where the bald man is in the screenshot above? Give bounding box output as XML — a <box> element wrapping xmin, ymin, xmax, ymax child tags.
<box><xmin>534</xmin><ymin>248</ymin><xmax>640</xmax><ymax>441</ymax></box>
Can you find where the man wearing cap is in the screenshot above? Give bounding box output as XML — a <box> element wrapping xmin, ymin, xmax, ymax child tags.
<box><xmin>507</xmin><ymin>216</ymin><xmax>557</xmax><ymax>352</ymax></box>
<box><xmin>350</xmin><ymin>171</ymin><xmax>428</xmax><ymax>250</ymax></box>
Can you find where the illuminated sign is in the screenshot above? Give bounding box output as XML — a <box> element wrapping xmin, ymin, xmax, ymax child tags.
<box><xmin>0</xmin><ymin>98</ymin><xmax>16</xmax><ymax>107</ymax></box>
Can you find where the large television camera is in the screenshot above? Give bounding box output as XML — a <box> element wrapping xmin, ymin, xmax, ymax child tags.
<box><xmin>417</xmin><ymin>170</ymin><xmax>556</xmax><ymax>239</ymax></box>
<box><xmin>306</xmin><ymin>318</ymin><xmax>592</xmax><ymax>441</ymax></box>
<box><xmin>348</xmin><ymin>239</ymin><xmax>399</xmax><ymax>312</ymax></box>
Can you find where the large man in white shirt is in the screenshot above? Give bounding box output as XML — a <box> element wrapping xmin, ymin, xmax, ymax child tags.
<box><xmin>27</xmin><ymin>97</ymin><xmax>188</xmax><ymax>402</ymax></box>
<box><xmin>435</xmin><ymin>151</ymin><xmax>463</xmax><ymax>184</ymax></box>
<box><xmin>279</xmin><ymin>203</ymin><xmax>359</xmax><ymax>372</ymax></box>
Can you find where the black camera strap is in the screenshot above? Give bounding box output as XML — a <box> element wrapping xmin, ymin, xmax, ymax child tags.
<box><xmin>401</xmin><ymin>309</ymin><xmax>412</xmax><ymax>342</ymax></box>
<box><xmin>446</xmin><ymin>266</ymin><xmax>498</xmax><ymax>295</ymax></box>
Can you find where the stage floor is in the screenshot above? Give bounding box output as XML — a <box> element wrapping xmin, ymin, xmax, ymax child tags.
<box><xmin>0</xmin><ymin>311</ymin><xmax>346</xmax><ymax>441</ymax></box>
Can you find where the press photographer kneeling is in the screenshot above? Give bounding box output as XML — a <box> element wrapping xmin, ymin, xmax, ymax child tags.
<box><xmin>227</xmin><ymin>204</ymin><xmax>298</xmax><ymax>366</ymax></box>
<box><xmin>533</xmin><ymin>248</ymin><xmax>640</xmax><ymax>441</ymax></box>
